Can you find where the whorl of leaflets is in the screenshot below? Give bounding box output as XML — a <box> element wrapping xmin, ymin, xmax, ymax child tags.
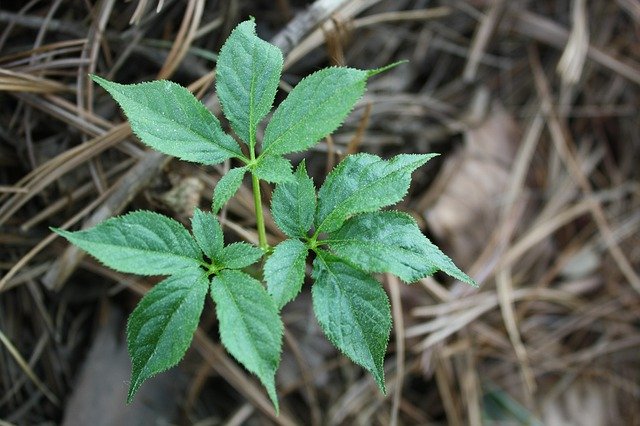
<box><xmin>54</xmin><ymin>18</ymin><xmax>475</xmax><ymax>414</ymax></box>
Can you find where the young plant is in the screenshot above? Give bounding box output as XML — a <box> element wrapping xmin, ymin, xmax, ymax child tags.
<box><xmin>53</xmin><ymin>19</ymin><xmax>476</xmax><ymax>412</ymax></box>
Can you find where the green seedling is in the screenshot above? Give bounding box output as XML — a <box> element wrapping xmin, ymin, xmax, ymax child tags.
<box><xmin>53</xmin><ymin>18</ymin><xmax>476</xmax><ymax>413</ymax></box>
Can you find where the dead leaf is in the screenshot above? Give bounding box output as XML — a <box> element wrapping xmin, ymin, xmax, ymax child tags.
<box><xmin>424</xmin><ymin>101</ymin><xmax>520</xmax><ymax>266</ymax></box>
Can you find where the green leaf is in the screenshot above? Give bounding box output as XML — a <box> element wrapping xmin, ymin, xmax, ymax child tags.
<box><xmin>53</xmin><ymin>211</ymin><xmax>202</xmax><ymax>276</ymax></box>
<box><xmin>191</xmin><ymin>208</ymin><xmax>224</xmax><ymax>261</ymax></box>
<box><xmin>127</xmin><ymin>272</ymin><xmax>209</xmax><ymax>401</ymax></box>
<box><xmin>262</xmin><ymin>67</ymin><xmax>368</xmax><ymax>156</ymax></box>
<box><xmin>366</xmin><ymin>60</ymin><xmax>407</xmax><ymax>77</ymax></box>
<box><xmin>216</xmin><ymin>19</ymin><xmax>283</xmax><ymax>147</ymax></box>
<box><xmin>211</xmin><ymin>270</ymin><xmax>283</xmax><ymax>411</ymax></box>
<box><xmin>270</xmin><ymin>161</ymin><xmax>316</xmax><ymax>238</ymax></box>
<box><xmin>316</xmin><ymin>153</ymin><xmax>437</xmax><ymax>233</ymax></box>
<box><xmin>326</xmin><ymin>211</ymin><xmax>476</xmax><ymax>285</ymax></box>
<box><xmin>92</xmin><ymin>75</ymin><xmax>243</xmax><ymax>164</ymax></box>
<box><xmin>253</xmin><ymin>155</ymin><xmax>293</xmax><ymax>183</ymax></box>
<box><xmin>212</xmin><ymin>166</ymin><xmax>246</xmax><ymax>213</ymax></box>
<box><xmin>219</xmin><ymin>242</ymin><xmax>263</xmax><ymax>269</ymax></box>
<box><xmin>264</xmin><ymin>239</ymin><xmax>308</xmax><ymax>309</ymax></box>
<box><xmin>312</xmin><ymin>251</ymin><xmax>391</xmax><ymax>392</ymax></box>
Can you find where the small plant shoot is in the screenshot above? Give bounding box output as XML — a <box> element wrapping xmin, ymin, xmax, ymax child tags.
<box><xmin>53</xmin><ymin>18</ymin><xmax>476</xmax><ymax>413</ymax></box>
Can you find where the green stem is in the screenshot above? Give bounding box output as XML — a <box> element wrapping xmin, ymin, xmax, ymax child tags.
<box><xmin>251</xmin><ymin>173</ymin><xmax>268</xmax><ymax>251</ymax></box>
<box><xmin>249</xmin><ymin>135</ymin><xmax>267</xmax><ymax>251</ymax></box>
<box><xmin>249</xmin><ymin>129</ymin><xmax>268</xmax><ymax>251</ymax></box>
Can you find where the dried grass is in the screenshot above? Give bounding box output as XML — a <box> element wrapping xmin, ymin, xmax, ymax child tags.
<box><xmin>1</xmin><ymin>0</ymin><xmax>639</xmax><ymax>424</ymax></box>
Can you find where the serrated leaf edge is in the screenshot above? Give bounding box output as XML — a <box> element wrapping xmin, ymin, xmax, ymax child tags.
<box><xmin>312</xmin><ymin>251</ymin><xmax>389</xmax><ymax>393</ymax></box>
<box><xmin>316</xmin><ymin>153</ymin><xmax>437</xmax><ymax>233</ymax></box>
<box><xmin>219</xmin><ymin>241</ymin><xmax>263</xmax><ymax>269</ymax></box>
<box><xmin>323</xmin><ymin>210</ymin><xmax>476</xmax><ymax>285</ymax></box>
<box><xmin>91</xmin><ymin>75</ymin><xmax>244</xmax><ymax>163</ymax></box>
<box><xmin>211</xmin><ymin>270</ymin><xmax>283</xmax><ymax>412</ymax></box>
<box><xmin>126</xmin><ymin>272</ymin><xmax>209</xmax><ymax>402</ymax></box>
<box><xmin>215</xmin><ymin>18</ymin><xmax>283</xmax><ymax>148</ymax></box>
<box><xmin>261</xmin><ymin>66</ymin><xmax>368</xmax><ymax>157</ymax></box>
<box><xmin>52</xmin><ymin>210</ymin><xmax>204</xmax><ymax>274</ymax></box>
<box><xmin>264</xmin><ymin>238</ymin><xmax>309</xmax><ymax>310</ymax></box>
<box><xmin>212</xmin><ymin>166</ymin><xmax>247</xmax><ymax>213</ymax></box>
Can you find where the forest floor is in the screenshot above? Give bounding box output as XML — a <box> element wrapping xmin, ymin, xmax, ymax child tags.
<box><xmin>1</xmin><ymin>0</ymin><xmax>639</xmax><ymax>424</ymax></box>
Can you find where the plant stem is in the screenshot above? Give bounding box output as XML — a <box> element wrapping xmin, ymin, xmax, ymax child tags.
<box><xmin>249</xmin><ymin>137</ymin><xmax>268</xmax><ymax>251</ymax></box>
<box><xmin>251</xmin><ymin>173</ymin><xmax>268</xmax><ymax>251</ymax></box>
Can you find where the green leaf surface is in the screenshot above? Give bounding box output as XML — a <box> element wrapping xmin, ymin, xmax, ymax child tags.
<box><xmin>211</xmin><ymin>270</ymin><xmax>283</xmax><ymax>411</ymax></box>
<box><xmin>253</xmin><ymin>155</ymin><xmax>293</xmax><ymax>183</ymax></box>
<box><xmin>212</xmin><ymin>166</ymin><xmax>246</xmax><ymax>213</ymax></box>
<box><xmin>219</xmin><ymin>242</ymin><xmax>263</xmax><ymax>269</ymax></box>
<box><xmin>270</xmin><ymin>161</ymin><xmax>316</xmax><ymax>238</ymax></box>
<box><xmin>262</xmin><ymin>67</ymin><xmax>368</xmax><ymax>156</ymax></box>
<box><xmin>312</xmin><ymin>251</ymin><xmax>391</xmax><ymax>392</ymax></box>
<box><xmin>191</xmin><ymin>208</ymin><xmax>224</xmax><ymax>261</ymax></box>
<box><xmin>53</xmin><ymin>211</ymin><xmax>202</xmax><ymax>276</ymax></box>
<box><xmin>264</xmin><ymin>239</ymin><xmax>308</xmax><ymax>309</ymax></box>
<box><xmin>326</xmin><ymin>211</ymin><xmax>475</xmax><ymax>285</ymax></box>
<box><xmin>127</xmin><ymin>272</ymin><xmax>209</xmax><ymax>401</ymax></box>
<box><xmin>216</xmin><ymin>19</ymin><xmax>283</xmax><ymax>146</ymax></box>
<box><xmin>92</xmin><ymin>75</ymin><xmax>243</xmax><ymax>164</ymax></box>
<box><xmin>366</xmin><ymin>60</ymin><xmax>407</xmax><ymax>77</ymax></box>
<box><xmin>316</xmin><ymin>153</ymin><xmax>437</xmax><ymax>233</ymax></box>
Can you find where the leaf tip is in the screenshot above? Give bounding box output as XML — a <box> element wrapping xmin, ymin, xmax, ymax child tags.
<box><xmin>417</xmin><ymin>152</ymin><xmax>440</xmax><ymax>162</ymax></box>
<box><xmin>375</xmin><ymin>374</ymin><xmax>387</xmax><ymax>395</ymax></box>
<box><xmin>90</xmin><ymin>73</ymin><xmax>111</xmax><ymax>89</ymax></box>
<box><xmin>366</xmin><ymin>60</ymin><xmax>408</xmax><ymax>77</ymax></box>
<box><xmin>438</xmin><ymin>258</ymin><xmax>478</xmax><ymax>288</ymax></box>
<box><xmin>460</xmin><ymin>273</ymin><xmax>479</xmax><ymax>288</ymax></box>
<box><xmin>294</xmin><ymin>159</ymin><xmax>311</xmax><ymax>179</ymax></box>
<box><xmin>51</xmin><ymin>226</ymin><xmax>73</xmax><ymax>241</ymax></box>
<box><xmin>126</xmin><ymin>378</ymin><xmax>141</xmax><ymax>404</ymax></box>
<box><xmin>266</xmin><ymin>382</ymin><xmax>280</xmax><ymax>415</ymax></box>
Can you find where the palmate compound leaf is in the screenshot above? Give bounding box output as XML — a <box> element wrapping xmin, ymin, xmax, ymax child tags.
<box><xmin>52</xmin><ymin>211</ymin><xmax>202</xmax><ymax>276</ymax></box>
<box><xmin>325</xmin><ymin>211</ymin><xmax>476</xmax><ymax>286</ymax></box>
<box><xmin>127</xmin><ymin>272</ymin><xmax>209</xmax><ymax>402</ymax></box>
<box><xmin>264</xmin><ymin>238</ymin><xmax>309</xmax><ymax>310</ymax></box>
<box><xmin>315</xmin><ymin>153</ymin><xmax>438</xmax><ymax>233</ymax></box>
<box><xmin>311</xmin><ymin>250</ymin><xmax>391</xmax><ymax>392</ymax></box>
<box><xmin>216</xmin><ymin>18</ymin><xmax>283</xmax><ymax>147</ymax></box>
<box><xmin>261</xmin><ymin>67</ymin><xmax>368</xmax><ymax>157</ymax></box>
<box><xmin>270</xmin><ymin>160</ymin><xmax>316</xmax><ymax>238</ymax></box>
<box><xmin>210</xmin><ymin>269</ymin><xmax>283</xmax><ymax>412</ymax></box>
<box><xmin>92</xmin><ymin>75</ymin><xmax>243</xmax><ymax>165</ymax></box>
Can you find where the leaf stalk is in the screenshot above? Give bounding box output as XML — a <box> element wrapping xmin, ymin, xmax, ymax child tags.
<box><xmin>251</xmin><ymin>171</ymin><xmax>269</xmax><ymax>251</ymax></box>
